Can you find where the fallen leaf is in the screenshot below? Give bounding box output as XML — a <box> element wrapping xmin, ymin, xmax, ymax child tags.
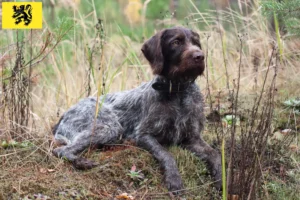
<box><xmin>228</xmin><ymin>194</ymin><xmax>239</xmax><ymax>200</ymax></box>
<box><xmin>289</xmin><ymin>144</ymin><xmax>299</xmax><ymax>152</ymax></box>
<box><xmin>130</xmin><ymin>164</ymin><xmax>136</xmax><ymax>172</ymax></box>
<box><xmin>39</xmin><ymin>168</ymin><xmax>47</xmax><ymax>174</ymax></box>
<box><xmin>47</xmin><ymin>169</ymin><xmax>55</xmax><ymax>173</ymax></box>
<box><xmin>273</xmin><ymin>131</ymin><xmax>284</xmax><ymax>141</ymax></box>
<box><xmin>281</xmin><ymin>129</ymin><xmax>292</xmax><ymax>135</ymax></box>
<box><xmin>116</xmin><ymin>193</ymin><xmax>134</xmax><ymax>200</ymax></box>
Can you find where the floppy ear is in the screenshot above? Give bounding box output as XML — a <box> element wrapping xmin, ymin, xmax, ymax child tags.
<box><xmin>141</xmin><ymin>31</ymin><xmax>164</xmax><ymax>75</ymax></box>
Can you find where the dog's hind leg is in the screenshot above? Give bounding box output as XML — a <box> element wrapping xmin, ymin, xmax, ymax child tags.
<box><xmin>53</xmin><ymin>115</ymin><xmax>123</xmax><ymax>169</ymax></box>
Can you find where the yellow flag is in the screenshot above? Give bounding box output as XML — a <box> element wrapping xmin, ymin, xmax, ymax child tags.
<box><xmin>2</xmin><ymin>2</ymin><xmax>42</xmax><ymax>29</ymax></box>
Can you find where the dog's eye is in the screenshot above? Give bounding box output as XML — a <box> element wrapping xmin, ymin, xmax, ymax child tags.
<box><xmin>171</xmin><ymin>40</ymin><xmax>180</xmax><ymax>46</ymax></box>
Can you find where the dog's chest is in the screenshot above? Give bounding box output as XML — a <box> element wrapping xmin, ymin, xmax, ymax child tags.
<box><xmin>148</xmin><ymin>97</ymin><xmax>202</xmax><ymax>145</ymax></box>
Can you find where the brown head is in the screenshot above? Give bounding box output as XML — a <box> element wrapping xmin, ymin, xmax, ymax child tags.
<box><xmin>141</xmin><ymin>27</ymin><xmax>204</xmax><ymax>82</ymax></box>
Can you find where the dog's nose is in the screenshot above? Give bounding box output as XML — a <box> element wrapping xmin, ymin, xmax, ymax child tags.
<box><xmin>193</xmin><ymin>52</ymin><xmax>204</xmax><ymax>62</ymax></box>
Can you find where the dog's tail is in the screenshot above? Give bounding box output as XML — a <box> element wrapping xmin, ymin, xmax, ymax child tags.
<box><xmin>52</xmin><ymin>116</ymin><xmax>64</xmax><ymax>135</ymax></box>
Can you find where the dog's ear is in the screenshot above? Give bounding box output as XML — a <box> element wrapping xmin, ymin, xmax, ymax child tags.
<box><xmin>141</xmin><ymin>31</ymin><xmax>164</xmax><ymax>75</ymax></box>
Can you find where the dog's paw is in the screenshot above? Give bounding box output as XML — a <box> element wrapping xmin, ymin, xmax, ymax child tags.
<box><xmin>164</xmin><ymin>171</ymin><xmax>184</xmax><ymax>195</ymax></box>
<box><xmin>73</xmin><ymin>158</ymin><xmax>99</xmax><ymax>170</ymax></box>
<box><xmin>212</xmin><ymin>165</ymin><xmax>222</xmax><ymax>191</ymax></box>
<box><xmin>52</xmin><ymin>146</ymin><xmax>65</xmax><ymax>158</ymax></box>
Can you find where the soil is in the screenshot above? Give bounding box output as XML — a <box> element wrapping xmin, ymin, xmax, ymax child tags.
<box><xmin>0</xmin><ymin>140</ymin><xmax>219</xmax><ymax>200</ymax></box>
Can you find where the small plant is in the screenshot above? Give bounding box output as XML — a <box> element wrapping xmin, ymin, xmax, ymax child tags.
<box><xmin>261</xmin><ymin>0</ymin><xmax>300</xmax><ymax>36</ymax></box>
<box><xmin>127</xmin><ymin>165</ymin><xmax>145</xmax><ymax>182</ymax></box>
<box><xmin>1</xmin><ymin>139</ymin><xmax>33</xmax><ymax>149</ymax></box>
<box><xmin>222</xmin><ymin>115</ymin><xmax>240</xmax><ymax>126</ymax></box>
<box><xmin>283</xmin><ymin>98</ymin><xmax>300</xmax><ymax>115</ymax></box>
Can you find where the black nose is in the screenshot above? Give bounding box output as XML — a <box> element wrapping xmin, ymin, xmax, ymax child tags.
<box><xmin>193</xmin><ymin>52</ymin><xmax>204</xmax><ymax>62</ymax></box>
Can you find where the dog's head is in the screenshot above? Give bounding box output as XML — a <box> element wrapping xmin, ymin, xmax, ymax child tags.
<box><xmin>142</xmin><ymin>27</ymin><xmax>204</xmax><ymax>81</ymax></box>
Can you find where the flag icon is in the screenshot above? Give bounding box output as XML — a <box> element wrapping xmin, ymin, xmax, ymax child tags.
<box><xmin>2</xmin><ymin>2</ymin><xmax>42</xmax><ymax>29</ymax></box>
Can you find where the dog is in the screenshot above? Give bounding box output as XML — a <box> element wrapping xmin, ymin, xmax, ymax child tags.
<box><xmin>52</xmin><ymin>26</ymin><xmax>222</xmax><ymax>193</ymax></box>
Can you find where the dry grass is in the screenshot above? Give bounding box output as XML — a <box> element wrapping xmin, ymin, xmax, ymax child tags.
<box><xmin>1</xmin><ymin>0</ymin><xmax>300</xmax><ymax>199</ymax></box>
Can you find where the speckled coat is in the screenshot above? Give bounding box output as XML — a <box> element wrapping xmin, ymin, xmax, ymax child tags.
<box><xmin>53</xmin><ymin>27</ymin><xmax>222</xmax><ymax>193</ymax></box>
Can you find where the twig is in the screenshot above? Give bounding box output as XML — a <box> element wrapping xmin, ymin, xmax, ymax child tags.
<box><xmin>205</xmin><ymin>34</ymin><xmax>213</xmax><ymax>112</ymax></box>
<box><xmin>227</xmin><ymin>36</ymin><xmax>243</xmax><ymax>196</ymax></box>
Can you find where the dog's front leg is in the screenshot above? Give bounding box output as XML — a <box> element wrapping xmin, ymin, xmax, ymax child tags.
<box><xmin>137</xmin><ymin>134</ymin><xmax>183</xmax><ymax>193</ymax></box>
<box><xmin>182</xmin><ymin>136</ymin><xmax>222</xmax><ymax>190</ymax></box>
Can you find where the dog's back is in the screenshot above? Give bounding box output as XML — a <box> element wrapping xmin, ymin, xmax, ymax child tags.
<box><xmin>53</xmin><ymin>76</ymin><xmax>204</xmax><ymax>146</ymax></box>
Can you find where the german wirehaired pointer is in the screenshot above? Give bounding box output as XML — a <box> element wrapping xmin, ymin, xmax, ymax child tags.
<box><xmin>52</xmin><ymin>26</ymin><xmax>222</xmax><ymax>193</ymax></box>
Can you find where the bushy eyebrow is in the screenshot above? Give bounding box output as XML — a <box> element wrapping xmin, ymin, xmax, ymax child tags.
<box><xmin>191</xmin><ymin>36</ymin><xmax>200</xmax><ymax>42</ymax></box>
<box><xmin>172</xmin><ymin>34</ymin><xmax>185</xmax><ymax>41</ymax></box>
<box><xmin>191</xmin><ymin>37</ymin><xmax>202</xmax><ymax>48</ymax></box>
<box><xmin>163</xmin><ymin>33</ymin><xmax>185</xmax><ymax>43</ymax></box>
<box><xmin>191</xmin><ymin>32</ymin><xmax>200</xmax><ymax>39</ymax></box>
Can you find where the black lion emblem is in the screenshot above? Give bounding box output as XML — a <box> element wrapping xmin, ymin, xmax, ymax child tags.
<box><xmin>12</xmin><ymin>4</ymin><xmax>32</xmax><ymax>26</ymax></box>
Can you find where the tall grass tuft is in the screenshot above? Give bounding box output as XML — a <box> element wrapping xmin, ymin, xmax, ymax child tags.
<box><xmin>3</xmin><ymin>31</ymin><xmax>31</xmax><ymax>139</ymax></box>
<box><xmin>1</xmin><ymin>20</ymin><xmax>73</xmax><ymax>140</ymax></box>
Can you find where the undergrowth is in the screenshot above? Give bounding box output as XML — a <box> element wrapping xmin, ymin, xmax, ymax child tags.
<box><xmin>0</xmin><ymin>0</ymin><xmax>299</xmax><ymax>199</ymax></box>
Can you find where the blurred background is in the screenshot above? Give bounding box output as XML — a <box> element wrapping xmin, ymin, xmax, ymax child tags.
<box><xmin>41</xmin><ymin>0</ymin><xmax>260</xmax><ymax>40</ymax></box>
<box><xmin>0</xmin><ymin>0</ymin><xmax>300</xmax><ymax>199</ymax></box>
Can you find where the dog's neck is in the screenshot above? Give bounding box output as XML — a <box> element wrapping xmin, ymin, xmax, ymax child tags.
<box><xmin>152</xmin><ymin>76</ymin><xmax>195</xmax><ymax>93</ymax></box>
